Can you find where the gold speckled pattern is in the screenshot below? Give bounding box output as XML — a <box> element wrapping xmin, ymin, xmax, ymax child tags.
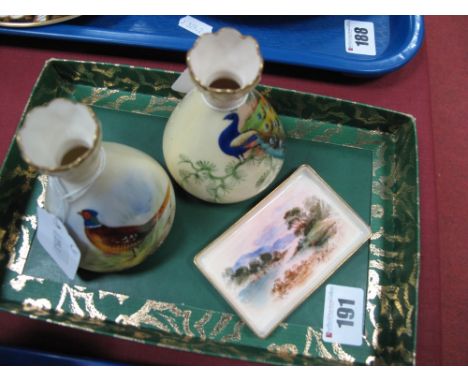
<box><xmin>10</xmin><ymin>274</ymin><xmax>44</xmax><ymax>291</ymax></box>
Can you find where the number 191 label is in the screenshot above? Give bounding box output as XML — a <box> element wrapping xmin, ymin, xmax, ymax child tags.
<box><xmin>344</xmin><ymin>20</ymin><xmax>376</xmax><ymax>56</ymax></box>
<box><xmin>322</xmin><ymin>284</ymin><xmax>364</xmax><ymax>346</ymax></box>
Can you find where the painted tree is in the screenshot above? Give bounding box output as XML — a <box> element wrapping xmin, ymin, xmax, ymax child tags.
<box><xmin>224</xmin><ymin>250</ymin><xmax>287</xmax><ymax>286</ymax></box>
<box><xmin>283</xmin><ymin>197</ymin><xmax>337</xmax><ymax>254</ymax></box>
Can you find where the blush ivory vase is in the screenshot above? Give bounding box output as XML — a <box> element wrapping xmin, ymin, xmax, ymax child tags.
<box><xmin>163</xmin><ymin>28</ymin><xmax>285</xmax><ymax>204</ymax></box>
<box><xmin>16</xmin><ymin>98</ymin><xmax>176</xmax><ymax>272</ymax></box>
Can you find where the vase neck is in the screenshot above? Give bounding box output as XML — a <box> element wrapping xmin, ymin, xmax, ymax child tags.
<box><xmin>47</xmin><ymin>145</ymin><xmax>106</xmax><ymax>222</ymax></box>
<box><xmin>56</xmin><ymin>141</ymin><xmax>104</xmax><ymax>185</ymax></box>
<box><xmin>201</xmin><ymin>90</ymin><xmax>249</xmax><ymax>111</ymax></box>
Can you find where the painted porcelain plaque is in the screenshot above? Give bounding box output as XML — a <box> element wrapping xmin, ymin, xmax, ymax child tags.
<box><xmin>163</xmin><ymin>28</ymin><xmax>285</xmax><ymax>203</ymax></box>
<box><xmin>195</xmin><ymin>165</ymin><xmax>371</xmax><ymax>338</ymax></box>
<box><xmin>17</xmin><ymin>98</ymin><xmax>176</xmax><ymax>273</ymax></box>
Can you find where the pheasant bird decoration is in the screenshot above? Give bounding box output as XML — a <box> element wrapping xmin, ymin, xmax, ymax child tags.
<box><xmin>78</xmin><ymin>184</ymin><xmax>171</xmax><ymax>255</ymax></box>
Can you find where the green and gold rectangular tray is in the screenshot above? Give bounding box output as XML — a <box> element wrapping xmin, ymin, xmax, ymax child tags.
<box><xmin>0</xmin><ymin>59</ymin><xmax>420</xmax><ymax>365</ymax></box>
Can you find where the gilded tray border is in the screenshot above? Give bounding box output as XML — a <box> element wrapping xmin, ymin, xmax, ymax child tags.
<box><xmin>0</xmin><ymin>59</ymin><xmax>420</xmax><ymax>365</ymax></box>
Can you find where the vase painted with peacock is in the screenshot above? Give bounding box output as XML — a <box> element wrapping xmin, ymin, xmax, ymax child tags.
<box><xmin>17</xmin><ymin>98</ymin><xmax>176</xmax><ymax>273</ymax></box>
<box><xmin>163</xmin><ymin>28</ymin><xmax>285</xmax><ymax>203</ymax></box>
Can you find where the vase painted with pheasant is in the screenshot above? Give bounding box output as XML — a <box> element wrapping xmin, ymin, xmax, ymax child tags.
<box><xmin>163</xmin><ymin>28</ymin><xmax>285</xmax><ymax>203</ymax></box>
<box><xmin>17</xmin><ymin>98</ymin><xmax>176</xmax><ymax>273</ymax></box>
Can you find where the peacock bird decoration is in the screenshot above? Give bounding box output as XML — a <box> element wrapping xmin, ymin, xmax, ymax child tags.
<box><xmin>78</xmin><ymin>184</ymin><xmax>172</xmax><ymax>255</ymax></box>
<box><xmin>218</xmin><ymin>113</ymin><xmax>257</xmax><ymax>160</ymax></box>
<box><xmin>218</xmin><ymin>96</ymin><xmax>284</xmax><ymax>160</ymax></box>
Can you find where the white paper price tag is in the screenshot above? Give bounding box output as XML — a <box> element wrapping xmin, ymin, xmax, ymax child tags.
<box><xmin>344</xmin><ymin>20</ymin><xmax>376</xmax><ymax>56</ymax></box>
<box><xmin>322</xmin><ymin>284</ymin><xmax>364</xmax><ymax>346</ymax></box>
<box><xmin>37</xmin><ymin>207</ymin><xmax>81</xmax><ymax>280</ymax></box>
<box><xmin>171</xmin><ymin>68</ymin><xmax>195</xmax><ymax>93</ymax></box>
<box><xmin>179</xmin><ymin>16</ymin><xmax>213</xmax><ymax>36</ymax></box>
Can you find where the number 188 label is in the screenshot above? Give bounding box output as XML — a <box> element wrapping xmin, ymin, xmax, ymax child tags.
<box><xmin>344</xmin><ymin>20</ymin><xmax>376</xmax><ymax>56</ymax></box>
<box><xmin>322</xmin><ymin>284</ymin><xmax>364</xmax><ymax>346</ymax></box>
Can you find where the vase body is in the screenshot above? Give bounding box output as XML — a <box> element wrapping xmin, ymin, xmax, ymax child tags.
<box><xmin>163</xmin><ymin>28</ymin><xmax>285</xmax><ymax>203</ymax></box>
<box><xmin>17</xmin><ymin>98</ymin><xmax>176</xmax><ymax>273</ymax></box>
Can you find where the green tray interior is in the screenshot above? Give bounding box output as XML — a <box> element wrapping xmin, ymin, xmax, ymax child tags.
<box><xmin>23</xmin><ymin>105</ymin><xmax>372</xmax><ymax>330</ymax></box>
<box><xmin>0</xmin><ymin>60</ymin><xmax>419</xmax><ymax>365</ymax></box>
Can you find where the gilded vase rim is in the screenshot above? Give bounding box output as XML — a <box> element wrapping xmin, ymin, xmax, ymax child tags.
<box><xmin>186</xmin><ymin>27</ymin><xmax>264</xmax><ymax>96</ymax></box>
<box><xmin>16</xmin><ymin>98</ymin><xmax>102</xmax><ymax>175</ymax></box>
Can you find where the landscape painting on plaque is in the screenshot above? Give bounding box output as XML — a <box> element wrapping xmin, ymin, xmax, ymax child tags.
<box><xmin>195</xmin><ymin>165</ymin><xmax>371</xmax><ymax>338</ymax></box>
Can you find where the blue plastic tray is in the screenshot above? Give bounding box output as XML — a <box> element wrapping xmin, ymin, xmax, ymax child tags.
<box><xmin>0</xmin><ymin>16</ymin><xmax>424</xmax><ymax>76</ymax></box>
<box><xmin>0</xmin><ymin>345</ymin><xmax>122</xmax><ymax>365</ymax></box>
